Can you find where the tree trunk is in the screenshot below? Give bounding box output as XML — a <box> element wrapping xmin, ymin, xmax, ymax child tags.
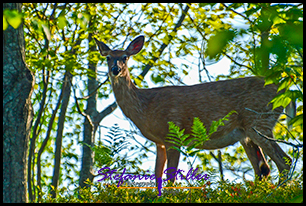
<box><xmin>260</xmin><ymin>3</ymin><xmax>272</xmax><ymax>75</ymax></box>
<box><xmin>3</xmin><ymin>3</ymin><xmax>34</xmax><ymax>203</ymax></box>
<box><xmin>51</xmin><ymin>71</ymin><xmax>73</xmax><ymax>198</ymax></box>
<box><xmin>79</xmin><ymin>22</ymin><xmax>98</xmax><ymax>188</ymax></box>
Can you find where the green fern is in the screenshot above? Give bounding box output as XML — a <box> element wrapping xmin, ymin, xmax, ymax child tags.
<box><xmin>166</xmin><ymin>110</ymin><xmax>237</xmax><ymax>160</ymax></box>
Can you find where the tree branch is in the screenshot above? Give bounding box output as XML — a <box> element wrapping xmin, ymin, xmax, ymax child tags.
<box><xmin>95</xmin><ymin>101</ymin><xmax>118</xmax><ymax>124</ymax></box>
<box><xmin>71</xmin><ymin>79</ymin><xmax>94</xmax><ymax>129</ymax></box>
<box><xmin>221</xmin><ymin>3</ymin><xmax>252</xmax><ymax>24</ymax></box>
<box><xmin>137</xmin><ymin>4</ymin><xmax>190</xmax><ymax>80</ymax></box>
<box><xmin>252</xmin><ymin>127</ymin><xmax>303</xmax><ymax>148</ymax></box>
<box><xmin>78</xmin><ymin>76</ymin><xmax>109</xmax><ymax>100</ymax></box>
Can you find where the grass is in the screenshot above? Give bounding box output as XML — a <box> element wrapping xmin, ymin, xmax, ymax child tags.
<box><xmin>41</xmin><ymin>176</ymin><xmax>303</xmax><ymax>203</ymax></box>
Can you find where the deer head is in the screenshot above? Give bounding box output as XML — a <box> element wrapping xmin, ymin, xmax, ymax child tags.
<box><xmin>94</xmin><ymin>35</ymin><xmax>144</xmax><ymax>79</ymax></box>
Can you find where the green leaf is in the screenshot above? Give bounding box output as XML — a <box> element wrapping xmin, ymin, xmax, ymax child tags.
<box><xmin>206</xmin><ymin>30</ymin><xmax>236</xmax><ymax>59</ymax></box>
<box><xmin>183</xmin><ymin>137</ymin><xmax>196</xmax><ymax>147</ymax></box>
<box><xmin>165</xmin><ymin>138</ymin><xmax>183</xmax><ymax>148</ymax></box>
<box><xmin>271</xmin><ymin>90</ymin><xmax>303</xmax><ymax>110</ymax></box>
<box><xmin>188</xmin><ymin>149</ymin><xmax>201</xmax><ymax>157</ymax></box>
<box><xmin>3</xmin><ymin>9</ymin><xmax>23</xmax><ymax>29</ymax></box>
<box><xmin>151</xmin><ymin>73</ymin><xmax>165</xmax><ymax>84</ymax></box>
<box><xmin>277</xmin><ymin>77</ymin><xmax>293</xmax><ymax>92</ymax></box>
<box><xmin>288</xmin><ymin>193</ymin><xmax>303</xmax><ymax>203</ymax></box>
<box><xmin>76</xmin><ymin>12</ymin><xmax>90</xmax><ymax>29</ymax></box>
<box><xmin>167</xmin><ymin>146</ymin><xmax>185</xmax><ymax>156</ymax></box>
<box><xmin>134</xmin><ymin>78</ymin><xmax>143</xmax><ymax>87</ymax></box>
<box><xmin>191</xmin><ymin>117</ymin><xmax>208</xmax><ymax>139</ymax></box>
<box><xmin>57</xmin><ymin>15</ymin><xmax>67</xmax><ymax>29</ymax></box>
<box><xmin>288</xmin><ymin>113</ymin><xmax>303</xmax><ymax>127</ymax></box>
<box><xmin>3</xmin><ymin>16</ymin><xmax>8</xmax><ymax>30</ymax></box>
<box><xmin>271</xmin><ymin>93</ymin><xmax>291</xmax><ymax>109</ymax></box>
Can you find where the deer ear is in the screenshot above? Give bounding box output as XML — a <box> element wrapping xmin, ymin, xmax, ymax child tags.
<box><xmin>125</xmin><ymin>35</ymin><xmax>144</xmax><ymax>56</ymax></box>
<box><xmin>94</xmin><ymin>38</ymin><xmax>111</xmax><ymax>56</ymax></box>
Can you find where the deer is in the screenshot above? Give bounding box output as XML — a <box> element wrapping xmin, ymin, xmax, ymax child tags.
<box><xmin>94</xmin><ymin>35</ymin><xmax>292</xmax><ymax>186</ymax></box>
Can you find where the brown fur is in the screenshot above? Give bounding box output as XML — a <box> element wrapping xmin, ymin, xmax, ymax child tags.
<box><xmin>95</xmin><ymin>36</ymin><xmax>292</xmax><ymax>183</ymax></box>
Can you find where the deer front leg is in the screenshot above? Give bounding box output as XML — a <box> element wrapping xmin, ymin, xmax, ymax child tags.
<box><xmin>240</xmin><ymin>137</ymin><xmax>270</xmax><ymax>180</ymax></box>
<box><xmin>155</xmin><ymin>144</ymin><xmax>167</xmax><ymax>186</ymax></box>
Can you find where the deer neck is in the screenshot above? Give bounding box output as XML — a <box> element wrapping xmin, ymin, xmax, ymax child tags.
<box><xmin>111</xmin><ymin>73</ymin><xmax>146</xmax><ymax>122</ymax></box>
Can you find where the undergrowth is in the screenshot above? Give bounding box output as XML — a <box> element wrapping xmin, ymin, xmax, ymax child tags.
<box><xmin>41</xmin><ymin>176</ymin><xmax>303</xmax><ymax>203</ymax></box>
<box><xmin>40</xmin><ymin>114</ymin><xmax>302</xmax><ymax>203</ymax></box>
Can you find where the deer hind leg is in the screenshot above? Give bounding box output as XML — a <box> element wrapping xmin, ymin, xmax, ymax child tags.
<box><xmin>240</xmin><ymin>137</ymin><xmax>270</xmax><ymax>180</ymax></box>
<box><xmin>247</xmin><ymin>128</ymin><xmax>292</xmax><ymax>182</ymax></box>
<box><xmin>155</xmin><ymin>143</ymin><xmax>167</xmax><ymax>186</ymax></box>
<box><xmin>165</xmin><ymin>144</ymin><xmax>181</xmax><ymax>183</ymax></box>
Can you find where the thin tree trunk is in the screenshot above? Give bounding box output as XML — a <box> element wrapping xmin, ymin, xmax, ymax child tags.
<box><xmin>36</xmin><ymin>70</ymin><xmax>68</xmax><ymax>201</ymax></box>
<box><xmin>260</xmin><ymin>3</ymin><xmax>272</xmax><ymax>74</ymax></box>
<box><xmin>3</xmin><ymin>3</ymin><xmax>34</xmax><ymax>203</ymax></box>
<box><xmin>51</xmin><ymin>71</ymin><xmax>73</xmax><ymax>198</ymax></box>
<box><xmin>79</xmin><ymin>18</ymin><xmax>98</xmax><ymax>188</ymax></box>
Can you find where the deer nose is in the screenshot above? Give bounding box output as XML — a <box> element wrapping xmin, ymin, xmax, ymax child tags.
<box><xmin>111</xmin><ymin>66</ymin><xmax>121</xmax><ymax>76</ymax></box>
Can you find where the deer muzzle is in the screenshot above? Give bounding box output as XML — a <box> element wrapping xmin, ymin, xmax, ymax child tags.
<box><xmin>111</xmin><ymin>66</ymin><xmax>121</xmax><ymax>76</ymax></box>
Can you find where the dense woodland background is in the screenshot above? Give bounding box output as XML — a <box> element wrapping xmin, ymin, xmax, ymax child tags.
<box><xmin>3</xmin><ymin>3</ymin><xmax>303</xmax><ymax>203</ymax></box>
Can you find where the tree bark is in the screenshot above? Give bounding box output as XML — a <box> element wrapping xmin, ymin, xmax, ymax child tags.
<box><xmin>51</xmin><ymin>71</ymin><xmax>72</xmax><ymax>198</ymax></box>
<box><xmin>259</xmin><ymin>3</ymin><xmax>272</xmax><ymax>75</ymax></box>
<box><xmin>79</xmin><ymin>19</ymin><xmax>99</xmax><ymax>188</ymax></box>
<box><xmin>3</xmin><ymin>3</ymin><xmax>34</xmax><ymax>203</ymax></box>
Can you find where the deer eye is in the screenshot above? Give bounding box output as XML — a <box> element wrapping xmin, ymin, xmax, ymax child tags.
<box><xmin>106</xmin><ymin>55</ymin><xmax>111</xmax><ymax>62</ymax></box>
<box><xmin>122</xmin><ymin>55</ymin><xmax>128</xmax><ymax>63</ymax></box>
